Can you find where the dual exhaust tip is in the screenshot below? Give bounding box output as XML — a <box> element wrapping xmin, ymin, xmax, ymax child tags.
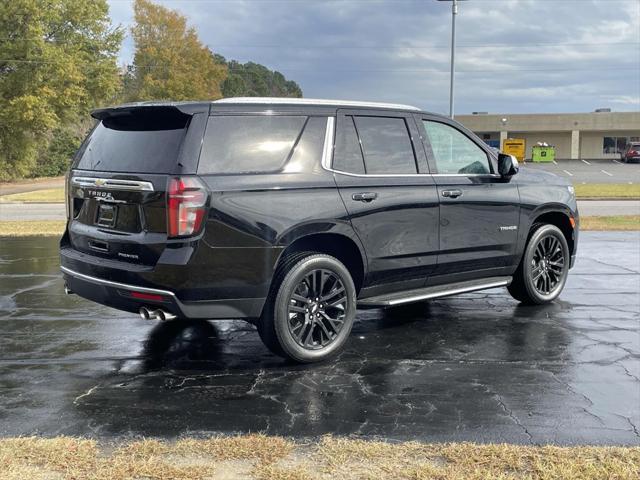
<box><xmin>139</xmin><ymin>306</ymin><xmax>177</xmax><ymax>321</ymax></box>
<box><xmin>64</xmin><ymin>283</ymin><xmax>176</xmax><ymax>321</ymax></box>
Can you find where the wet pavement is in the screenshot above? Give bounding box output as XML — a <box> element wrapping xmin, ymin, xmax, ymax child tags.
<box><xmin>0</xmin><ymin>233</ymin><xmax>638</xmax><ymax>445</ymax></box>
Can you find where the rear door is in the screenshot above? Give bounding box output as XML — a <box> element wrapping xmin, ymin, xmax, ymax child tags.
<box><xmin>66</xmin><ymin>106</ymin><xmax>207</xmax><ymax>266</ymax></box>
<box><xmin>417</xmin><ymin>115</ymin><xmax>520</xmax><ymax>280</ymax></box>
<box><xmin>331</xmin><ymin>109</ymin><xmax>439</xmax><ymax>291</ymax></box>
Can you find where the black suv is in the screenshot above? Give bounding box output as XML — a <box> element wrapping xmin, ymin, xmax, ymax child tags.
<box><xmin>61</xmin><ymin>98</ymin><xmax>579</xmax><ymax>362</ymax></box>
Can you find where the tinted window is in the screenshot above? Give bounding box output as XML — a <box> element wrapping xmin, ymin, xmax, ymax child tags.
<box><xmin>282</xmin><ymin>117</ymin><xmax>327</xmax><ymax>173</ymax></box>
<box><xmin>333</xmin><ymin>116</ymin><xmax>365</xmax><ymax>174</ymax></box>
<box><xmin>354</xmin><ymin>116</ymin><xmax>417</xmax><ymax>174</ymax></box>
<box><xmin>75</xmin><ymin>121</ymin><xmax>186</xmax><ymax>173</ymax></box>
<box><xmin>199</xmin><ymin>115</ymin><xmax>306</xmax><ymax>174</ymax></box>
<box><xmin>423</xmin><ymin>121</ymin><xmax>490</xmax><ymax>174</ymax></box>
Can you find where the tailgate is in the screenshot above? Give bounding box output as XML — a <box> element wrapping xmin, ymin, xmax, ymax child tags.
<box><xmin>65</xmin><ymin>105</ymin><xmax>207</xmax><ymax>266</ymax></box>
<box><xmin>68</xmin><ymin>172</ymin><xmax>170</xmax><ymax>266</ymax></box>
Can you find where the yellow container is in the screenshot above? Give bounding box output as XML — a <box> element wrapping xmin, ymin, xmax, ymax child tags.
<box><xmin>502</xmin><ymin>138</ymin><xmax>526</xmax><ymax>162</ymax></box>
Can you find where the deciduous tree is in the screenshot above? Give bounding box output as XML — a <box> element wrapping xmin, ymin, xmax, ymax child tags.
<box><xmin>217</xmin><ymin>57</ymin><xmax>302</xmax><ymax>98</ymax></box>
<box><xmin>0</xmin><ymin>0</ymin><xmax>122</xmax><ymax>179</ymax></box>
<box><xmin>128</xmin><ymin>0</ymin><xmax>227</xmax><ymax>101</ymax></box>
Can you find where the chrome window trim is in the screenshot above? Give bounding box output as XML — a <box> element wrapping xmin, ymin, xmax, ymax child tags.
<box><xmin>320</xmin><ymin>116</ymin><xmax>501</xmax><ymax>179</ymax></box>
<box><xmin>330</xmin><ymin>169</ymin><xmax>431</xmax><ymax>178</ymax></box>
<box><xmin>321</xmin><ymin>116</ymin><xmax>335</xmax><ymax>171</ymax></box>
<box><xmin>431</xmin><ymin>173</ymin><xmax>502</xmax><ymax>178</ymax></box>
<box><xmin>71</xmin><ymin>177</ymin><xmax>155</xmax><ymax>192</ymax></box>
<box><xmin>61</xmin><ymin>266</ymin><xmax>176</xmax><ymax>297</ymax></box>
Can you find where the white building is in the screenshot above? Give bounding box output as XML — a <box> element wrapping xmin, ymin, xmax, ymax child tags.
<box><xmin>456</xmin><ymin>110</ymin><xmax>640</xmax><ymax>161</ymax></box>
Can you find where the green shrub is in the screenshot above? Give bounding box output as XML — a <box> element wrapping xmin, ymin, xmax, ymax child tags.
<box><xmin>32</xmin><ymin>128</ymin><xmax>82</xmax><ymax>178</ymax></box>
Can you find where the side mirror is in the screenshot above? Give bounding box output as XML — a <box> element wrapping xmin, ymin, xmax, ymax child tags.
<box><xmin>498</xmin><ymin>153</ymin><xmax>519</xmax><ymax>177</ymax></box>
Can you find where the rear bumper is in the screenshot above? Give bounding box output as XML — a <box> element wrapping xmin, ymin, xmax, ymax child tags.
<box><xmin>61</xmin><ymin>266</ymin><xmax>265</xmax><ymax>320</ymax></box>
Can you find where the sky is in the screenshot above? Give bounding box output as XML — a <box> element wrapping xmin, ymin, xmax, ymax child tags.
<box><xmin>106</xmin><ymin>0</ymin><xmax>640</xmax><ymax>115</ymax></box>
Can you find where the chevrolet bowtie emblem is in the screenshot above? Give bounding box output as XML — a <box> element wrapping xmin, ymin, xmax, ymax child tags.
<box><xmin>94</xmin><ymin>179</ymin><xmax>107</xmax><ymax>187</ymax></box>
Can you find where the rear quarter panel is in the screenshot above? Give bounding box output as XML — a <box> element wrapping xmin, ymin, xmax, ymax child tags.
<box><xmin>197</xmin><ymin>172</ymin><xmax>359</xmax><ymax>299</ymax></box>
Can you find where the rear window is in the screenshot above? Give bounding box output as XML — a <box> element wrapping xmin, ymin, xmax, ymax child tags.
<box><xmin>353</xmin><ymin>116</ymin><xmax>417</xmax><ymax>174</ymax></box>
<box><xmin>75</xmin><ymin>113</ymin><xmax>188</xmax><ymax>173</ymax></box>
<box><xmin>198</xmin><ymin>115</ymin><xmax>307</xmax><ymax>174</ymax></box>
<box><xmin>333</xmin><ymin>116</ymin><xmax>366</xmax><ymax>174</ymax></box>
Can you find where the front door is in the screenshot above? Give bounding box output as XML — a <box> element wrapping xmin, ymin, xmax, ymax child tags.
<box><xmin>331</xmin><ymin>110</ymin><xmax>439</xmax><ymax>291</ymax></box>
<box><xmin>417</xmin><ymin>116</ymin><xmax>520</xmax><ymax>281</ymax></box>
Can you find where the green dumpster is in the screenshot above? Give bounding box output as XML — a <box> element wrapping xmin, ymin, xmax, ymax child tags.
<box><xmin>532</xmin><ymin>145</ymin><xmax>555</xmax><ymax>163</ymax></box>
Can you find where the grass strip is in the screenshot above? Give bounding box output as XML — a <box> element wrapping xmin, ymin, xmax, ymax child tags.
<box><xmin>574</xmin><ymin>183</ymin><xmax>640</xmax><ymax>199</ymax></box>
<box><xmin>0</xmin><ymin>221</ymin><xmax>66</xmax><ymax>237</ymax></box>
<box><xmin>0</xmin><ymin>188</ymin><xmax>66</xmax><ymax>203</ymax></box>
<box><xmin>580</xmin><ymin>215</ymin><xmax>640</xmax><ymax>231</ymax></box>
<box><xmin>0</xmin><ymin>435</ymin><xmax>638</xmax><ymax>480</ymax></box>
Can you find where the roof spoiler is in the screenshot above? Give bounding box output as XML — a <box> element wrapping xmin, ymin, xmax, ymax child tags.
<box><xmin>91</xmin><ymin>102</ymin><xmax>209</xmax><ymax>121</ymax></box>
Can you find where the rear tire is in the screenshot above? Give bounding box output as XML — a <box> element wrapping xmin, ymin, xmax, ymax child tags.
<box><xmin>258</xmin><ymin>252</ymin><xmax>357</xmax><ymax>363</ymax></box>
<box><xmin>508</xmin><ymin>223</ymin><xmax>569</xmax><ymax>305</ymax></box>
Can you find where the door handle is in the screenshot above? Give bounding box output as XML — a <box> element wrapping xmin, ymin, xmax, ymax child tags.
<box><xmin>441</xmin><ymin>189</ymin><xmax>463</xmax><ymax>199</ymax></box>
<box><xmin>352</xmin><ymin>192</ymin><xmax>378</xmax><ymax>202</ymax></box>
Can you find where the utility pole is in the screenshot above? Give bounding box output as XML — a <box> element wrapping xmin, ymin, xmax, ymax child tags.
<box><xmin>437</xmin><ymin>0</ymin><xmax>465</xmax><ymax>118</ymax></box>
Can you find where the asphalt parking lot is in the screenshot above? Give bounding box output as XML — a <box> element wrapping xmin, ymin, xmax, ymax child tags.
<box><xmin>524</xmin><ymin>159</ymin><xmax>640</xmax><ymax>184</ymax></box>
<box><xmin>0</xmin><ymin>233</ymin><xmax>638</xmax><ymax>445</ymax></box>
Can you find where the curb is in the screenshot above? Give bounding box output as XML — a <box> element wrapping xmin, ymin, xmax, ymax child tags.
<box><xmin>577</xmin><ymin>197</ymin><xmax>640</xmax><ymax>201</ymax></box>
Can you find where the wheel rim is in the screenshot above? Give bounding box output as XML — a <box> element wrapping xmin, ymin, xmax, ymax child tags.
<box><xmin>287</xmin><ymin>269</ymin><xmax>348</xmax><ymax>350</ymax></box>
<box><xmin>530</xmin><ymin>234</ymin><xmax>566</xmax><ymax>295</ymax></box>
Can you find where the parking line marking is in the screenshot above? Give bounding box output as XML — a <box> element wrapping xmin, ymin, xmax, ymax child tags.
<box><xmin>601</xmin><ymin>169</ymin><xmax>613</xmax><ymax>177</ymax></box>
<box><xmin>562</xmin><ymin>170</ymin><xmax>573</xmax><ymax>177</ymax></box>
<box><xmin>581</xmin><ymin>159</ymin><xmax>591</xmax><ymax>165</ymax></box>
<box><xmin>613</xmin><ymin>160</ymin><xmax>622</xmax><ymax>164</ymax></box>
<box><xmin>552</xmin><ymin>160</ymin><xmax>558</xmax><ymax>165</ymax></box>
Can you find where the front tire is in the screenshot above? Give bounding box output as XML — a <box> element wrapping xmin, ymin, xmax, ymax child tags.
<box><xmin>258</xmin><ymin>252</ymin><xmax>356</xmax><ymax>363</ymax></box>
<box><xmin>508</xmin><ymin>224</ymin><xmax>570</xmax><ymax>305</ymax></box>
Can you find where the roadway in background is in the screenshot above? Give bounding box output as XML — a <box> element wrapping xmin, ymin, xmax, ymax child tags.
<box><xmin>1</xmin><ymin>200</ymin><xmax>637</xmax><ymax>221</ymax></box>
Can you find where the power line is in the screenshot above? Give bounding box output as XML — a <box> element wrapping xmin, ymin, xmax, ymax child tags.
<box><xmin>1</xmin><ymin>38</ymin><xmax>638</xmax><ymax>49</ymax></box>
<box><xmin>1</xmin><ymin>58</ymin><xmax>638</xmax><ymax>74</ymax></box>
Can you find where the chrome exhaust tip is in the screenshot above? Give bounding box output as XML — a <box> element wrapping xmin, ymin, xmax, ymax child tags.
<box><xmin>64</xmin><ymin>285</ymin><xmax>73</xmax><ymax>295</ymax></box>
<box><xmin>153</xmin><ymin>309</ymin><xmax>177</xmax><ymax>321</ymax></box>
<box><xmin>139</xmin><ymin>307</ymin><xmax>152</xmax><ymax>320</ymax></box>
<box><xmin>140</xmin><ymin>307</ymin><xmax>176</xmax><ymax>321</ymax></box>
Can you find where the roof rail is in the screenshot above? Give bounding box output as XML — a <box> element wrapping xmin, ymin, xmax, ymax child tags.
<box><xmin>213</xmin><ymin>97</ymin><xmax>421</xmax><ymax>111</ymax></box>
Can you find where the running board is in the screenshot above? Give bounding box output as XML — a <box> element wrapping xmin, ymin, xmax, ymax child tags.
<box><xmin>357</xmin><ymin>276</ymin><xmax>512</xmax><ymax>307</ymax></box>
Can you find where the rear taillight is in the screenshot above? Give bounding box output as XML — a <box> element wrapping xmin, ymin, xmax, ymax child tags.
<box><xmin>167</xmin><ymin>176</ymin><xmax>207</xmax><ymax>238</ymax></box>
<box><xmin>629</xmin><ymin>150</ymin><xmax>638</xmax><ymax>156</ymax></box>
<box><xmin>64</xmin><ymin>172</ymin><xmax>70</xmax><ymax>220</ymax></box>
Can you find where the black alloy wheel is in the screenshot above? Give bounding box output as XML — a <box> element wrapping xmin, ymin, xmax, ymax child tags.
<box><xmin>258</xmin><ymin>252</ymin><xmax>356</xmax><ymax>363</ymax></box>
<box><xmin>287</xmin><ymin>269</ymin><xmax>348</xmax><ymax>350</ymax></box>
<box><xmin>530</xmin><ymin>234</ymin><xmax>566</xmax><ymax>295</ymax></box>
<box><xmin>508</xmin><ymin>223</ymin><xmax>570</xmax><ymax>305</ymax></box>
